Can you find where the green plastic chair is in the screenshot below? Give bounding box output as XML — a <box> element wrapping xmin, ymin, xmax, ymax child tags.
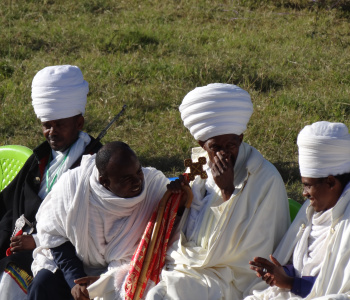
<box><xmin>288</xmin><ymin>198</ymin><xmax>302</xmax><ymax>222</ymax></box>
<box><xmin>0</xmin><ymin>145</ymin><xmax>33</xmax><ymax>192</ymax></box>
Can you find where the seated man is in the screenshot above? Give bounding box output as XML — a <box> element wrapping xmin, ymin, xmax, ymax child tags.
<box><xmin>146</xmin><ymin>83</ymin><xmax>290</xmax><ymax>300</ymax></box>
<box><xmin>245</xmin><ymin>121</ymin><xmax>350</xmax><ymax>300</ymax></box>
<box><xmin>0</xmin><ymin>65</ymin><xmax>102</xmax><ymax>300</ymax></box>
<box><xmin>27</xmin><ymin>141</ymin><xmax>169</xmax><ymax>300</ymax></box>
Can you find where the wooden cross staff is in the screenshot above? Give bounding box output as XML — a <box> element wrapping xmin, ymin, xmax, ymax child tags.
<box><xmin>184</xmin><ymin>156</ymin><xmax>208</xmax><ymax>181</ymax></box>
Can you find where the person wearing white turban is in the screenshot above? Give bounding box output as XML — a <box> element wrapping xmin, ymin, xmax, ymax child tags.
<box><xmin>244</xmin><ymin>121</ymin><xmax>350</xmax><ymax>300</ymax></box>
<box><xmin>0</xmin><ymin>65</ymin><xmax>102</xmax><ymax>300</ymax></box>
<box><xmin>146</xmin><ymin>83</ymin><xmax>290</xmax><ymax>300</ymax></box>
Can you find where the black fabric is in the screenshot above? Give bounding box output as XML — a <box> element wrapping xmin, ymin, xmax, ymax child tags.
<box><xmin>0</xmin><ymin>136</ymin><xmax>102</xmax><ymax>275</ymax></box>
<box><xmin>27</xmin><ymin>268</ymin><xmax>73</xmax><ymax>300</ymax></box>
<box><xmin>51</xmin><ymin>241</ymin><xmax>87</xmax><ymax>289</ymax></box>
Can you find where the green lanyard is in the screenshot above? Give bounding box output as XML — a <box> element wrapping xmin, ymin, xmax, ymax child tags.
<box><xmin>45</xmin><ymin>146</ymin><xmax>72</xmax><ymax>193</ymax></box>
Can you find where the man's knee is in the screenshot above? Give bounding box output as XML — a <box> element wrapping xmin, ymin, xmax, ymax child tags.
<box><xmin>27</xmin><ymin>269</ymin><xmax>72</xmax><ymax>300</ymax></box>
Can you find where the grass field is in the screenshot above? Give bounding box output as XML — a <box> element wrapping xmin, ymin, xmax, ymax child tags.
<box><xmin>1</xmin><ymin>0</ymin><xmax>350</xmax><ymax>202</ymax></box>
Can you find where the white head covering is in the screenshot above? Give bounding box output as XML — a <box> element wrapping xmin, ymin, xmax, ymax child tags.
<box><xmin>297</xmin><ymin>121</ymin><xmax>350</xmax><ymax>178</ymax></box>
<box><xmin>31</xmin><ymin>65</ymin><xmax>89</xmax><ymax>121</ymax></box>
<box><xmin>179</xmin><ymin>83</ymin><xmax>253</xmax><ymax>141</ymax></box>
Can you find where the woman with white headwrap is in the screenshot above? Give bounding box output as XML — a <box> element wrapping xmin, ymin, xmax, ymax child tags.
<box><xmin>0</xmin><ymin>65</ymin><xmax>102</xmax><ymax>300</ymax></box>
<box><xmin>146</xmin><ymin>84</ymin><xmax>290</xmax><ymax>300</ymax></box>
<box><xmin>244</xmin><ymin>121</ymin><xmax>350</xmax><ymax>300</ymax></box>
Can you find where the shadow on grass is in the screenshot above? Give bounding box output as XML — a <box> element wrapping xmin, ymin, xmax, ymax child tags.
<box><xmin>139</xmin><ymin>154</ymin><xmax>185</xmax><ymax>178</ymax></box>
<box><xmin>273</xmin><ymin>161</ymin><xmax>304</xmax><ymax>203</ymax></box>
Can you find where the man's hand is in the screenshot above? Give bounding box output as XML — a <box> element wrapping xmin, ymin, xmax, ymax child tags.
<box><xmin>166</xmin><ymin>174</ymin><xmax>189</xmax><ymax>194</ymax></box>
<box><xmin>249</xmin><ymin>255</ymin><xmax>294</xmax><ymax>289</ymax></box>
<box><xmin>71</xmin><ymin>276</ymin><xmax>100</xmax><ymax>300</ymax></box>
<box><xmin>167</xmin><ymin>175</ymin><xmax>191</xmax><ymax>213</ymax></box>
<box><xmin>209</xmin><ymin>152</ymin><xmax>234</xmax><ymax>201</ymax></box>
<box><xmin>10</xmin><ymin>234</ymin><xmax>36</xmax><ymax>253</ymax></box>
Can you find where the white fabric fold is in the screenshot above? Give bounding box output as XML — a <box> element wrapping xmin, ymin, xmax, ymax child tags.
<box><xmin>179</xmin><ymin>84</ymin><xmax>253</xmax><ymax>141</ymax></box>
<box><xmin>146</xmin><ymin>142</ymin><xmax>290</xmax><ymax>300</ymax></box>
<box><xmin>32</xmin><ymin>65</ymin><xmax>88</xmax><ymax>121</ymax></box>
<box><xmin>244</xmin><ymin>183</ymin><xmax>350</xmax><ymax>300</ymax></box>
<box><xmin>32</xmin><ymin>155</ymin><xmax>168</xmax><ymax>279</ymax></box>
<box><xmin>293</xmin><ymin>209</ymin><xmax>331</xmax><ymax>277</ymax></box>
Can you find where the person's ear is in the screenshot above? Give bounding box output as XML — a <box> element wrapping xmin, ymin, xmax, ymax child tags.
<box><xmin>198</xmin><ymin>140</ymin><xmax>205</xmax><ymax>149</ymax></box>
<box><xmin>77</xmin><ymin>115</ymin><xmax>85</xmax><ymax>131</ymax></box>
<box><xmin>326</xmin><ymin>175</ymin><xmax>337</xmax><ymax>189</ymax></box>
<box><xmin>99</xmin><ymin>175</ymin><xmax>110</xmax><ymax>190</ymax></box>
<box><xmin>238</xmin><ymin>134</ymin><xmax>243</xmax><ymax>144</ymax></box>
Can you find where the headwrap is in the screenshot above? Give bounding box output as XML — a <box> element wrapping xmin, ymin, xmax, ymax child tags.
<box><xmin>31</xmin><ymin>65</ymin><xmax>89</xmax><ymax>121</ymax></box>
<box><xmin>179</xmin><ymin>83</ymin><xmax>253</xmax><ymax>141</ymax></box>
<box><xmin>297</xmin><ymin>121</ymin><xmax>350</xmax><ymax>178</ymax></box>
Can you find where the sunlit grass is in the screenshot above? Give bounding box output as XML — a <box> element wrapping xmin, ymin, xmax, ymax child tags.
<box><xmin>1</xmin><ymin>0</ymin><xmax>349</xmax><ymax>202</ymax></box>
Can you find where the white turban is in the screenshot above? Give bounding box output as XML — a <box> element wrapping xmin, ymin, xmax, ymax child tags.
<box><xmin>179</xmin><ymin>83</ymin><xmax>253</xmax><ymax>141</ymax></box>
<box><xmin>31</xmin><ymin>65</ymin><xmax>89</xmax><ymax>121</ymax></box>
<box><xmin>297</xmin><ymin>121</ymin><xmax>350</xmax><ymax>178</ymax></box>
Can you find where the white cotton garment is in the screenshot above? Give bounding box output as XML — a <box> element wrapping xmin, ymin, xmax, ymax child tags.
<box><xmin>0</xmin><ymin>272</ymin><xmax>26</xmax><ymax>300</ymax></box>
<box><xmin>297</xmin><ymin>121</ymin><xmax>350</xmax><ymax>178</ymax></box>
<box><xmin>293</xmin><ymin>209</ymin><xmax>332</xmax><ymax>277</ymax></box>
<box><xmin>146</xmin><ymin>142</ymin><xmax>290</xmax><ymax>300</ymax></box>
<box><xmin>179</xmin><ymin>83</ymin><xmax>253</xmax><ymax>141</ymax></box>
<box><xmin>244</xmin><ymin>183</ymin><xmax>350</xmax><ymax>300</ymax></box>
<box><xmin>32</xmin><ymin>154</ymin><xmax>168</xmax><ymax>282</ymax></box>
<box><xmin>31</xmin><ymin>65</ymin><xmax>88</xmax><ymax>121</ymax></box>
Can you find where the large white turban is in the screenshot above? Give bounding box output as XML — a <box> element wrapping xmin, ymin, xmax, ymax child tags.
<box><xmin>297</xmin><ymin>121</ymin><xmax>350</xmax><ymax>178</ymax></box>
<box><xmin>179</xmin><ymin>83</ymin><xmax>253</xmax><ymax>141</ymax></box>
<box><xmin>31</xmin><ymin>65</ymin><xmax>89</xmax><ymax>121</ymax></box>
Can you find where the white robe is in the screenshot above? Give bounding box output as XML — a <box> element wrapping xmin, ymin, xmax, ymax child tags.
<box><xmin>244</xmin><ymin>184</ymin><xmax>350</xmax><ymax>300</ymax></box>
<box><xmin>146</xmin><ymin>142</ymin><xmax>290</xmax><ymax>300</ymax></box>
<box><xmin>32</xmin><ymin>154</ymin><xmax>168</xmax><ymax>298</ymax></box>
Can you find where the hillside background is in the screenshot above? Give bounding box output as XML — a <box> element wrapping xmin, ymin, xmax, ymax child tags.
<box><xmin>1</xmin><ymin>0</ymin><xmax>350</xmax><ymax>202</ymax></box>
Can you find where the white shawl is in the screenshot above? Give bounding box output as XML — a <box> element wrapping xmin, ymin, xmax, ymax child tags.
<box><xmin>32</xmin><ymin>154</ymin><xmax>168</xmax><ymax>277</ymax></box>
<box><xmin>146</xmin><ymin>143</ymin><xmax>290</xmax><ymax>300</ymax></box>
<box><xmin>244</xmin><ymin>183</ymin><xmax>350</xmax><ymax>300</ymax></box>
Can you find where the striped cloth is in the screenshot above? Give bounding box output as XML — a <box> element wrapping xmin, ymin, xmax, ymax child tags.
<box><xmin>124</xmin><ymin>192</ymin><xmax>182</xmax><ymax>300</ymax></box>
<box><xmin>4</xmin><ymin>263</ymin><xmax>33</xmax><ymax>294</ymax></box>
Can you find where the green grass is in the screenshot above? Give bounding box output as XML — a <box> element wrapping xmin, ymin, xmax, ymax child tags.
<box><xmin>1</xmin><ymin>0</ymin><xmax>350</xmax><ymax>202</ymax></box>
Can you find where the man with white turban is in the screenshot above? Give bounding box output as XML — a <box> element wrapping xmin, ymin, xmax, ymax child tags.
<box><xmin>26</xmin><ymin>141</ymin><xmax>169</xmax><ymax>300</ymax></box>
<box><xmin>0</xmin><ymin>65</ymin><xmax>102</xmax><ymax>300</ymax></box>
<box><xmin>146</xmin><ymin>83</ymin><xmax>290</xmax><ymax>300</ymax></box>
<box><xmin>245</xmin><ymin>121</ymin><xmax>350</xmax><ymax>300</ymax></box>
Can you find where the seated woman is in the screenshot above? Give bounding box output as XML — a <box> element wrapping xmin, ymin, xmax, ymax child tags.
<box><xmin>244</xmin><ymin>121</ymin><xmax>350</xmax><ymax>300</ymax></box>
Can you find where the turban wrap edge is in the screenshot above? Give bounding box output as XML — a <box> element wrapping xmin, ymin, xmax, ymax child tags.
<box><xmin>297</xmin><ymin>121</ymin><xmax>350</xmax><ymax>178</ymax></box>
<box><xmin>31</xmin><ymin>65</ymin><xmax>88</xmax><ymax>122</ymax></box>
<box><xmin>179</xmin><ymin>83</ymin><xmax>253</xmax><ymax>141</ymax></box>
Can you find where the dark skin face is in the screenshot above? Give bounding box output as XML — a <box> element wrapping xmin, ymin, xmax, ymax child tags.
<box><xmin>198</xmin><ymin>133</ymin><xmax>243</xmax><ymax>201</ymax></box>
<box><xmin>99</xmin><ymin>153</ymin><xmax>144</xmax><ymax>198</ymax></box>
<box><xmin>41</xmin><ymin>115</ymin><xmax>84</xmax><ymax>152</ymax></box>
<box><xmin>302</xmin><ymin>175</ymin><xmax>342</xmax><ymax>212</ymax></box>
